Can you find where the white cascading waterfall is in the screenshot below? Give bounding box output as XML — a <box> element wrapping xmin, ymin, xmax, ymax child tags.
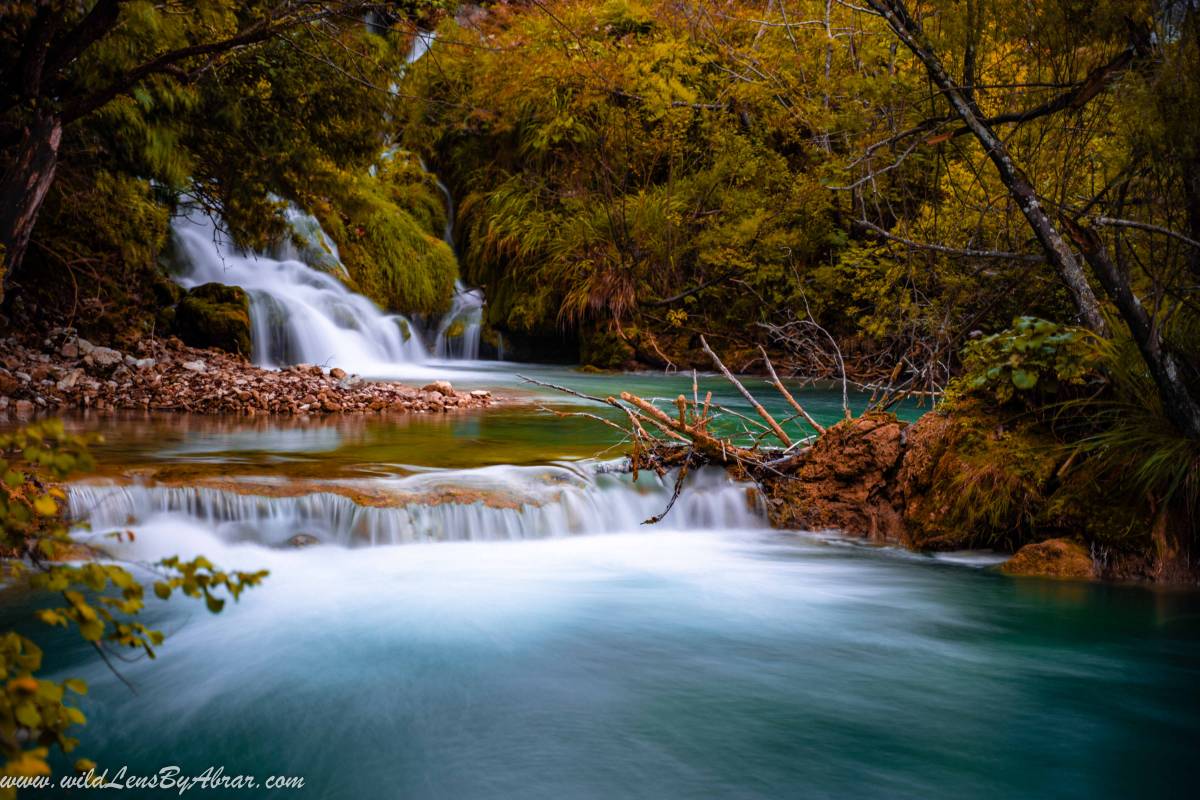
<box><xmin>68</xmin><ymin>464</ymin><xmax>765</xmax><ymax>548</ymax></box>
<box><xmin>165</xmin><ymin>26</ymin><xmax>493</xmax><ymax>372</ymax></box>
<box><xmin>405</xmin><ymin>29</ymin><xmax>435</xmax><ymax>64</ymax></box>
<box><xmin>171</xmin><ymin>209</ymin><xmax>430</xmax><ymax>373</ymax></box>
<box><xmin>432</xmin><ymin>283</ymin><xmax>484</xmax><ymax>360</ymax></box>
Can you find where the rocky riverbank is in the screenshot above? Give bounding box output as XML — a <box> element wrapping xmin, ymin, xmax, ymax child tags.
<box><xmin>0</xmin><ymin>330</ymin><xmax>492</xmax><ymax>420</ymax></box>
<box><xmin>756</xmin><ymin>410</ymin><xmax>1195</xmax><ymax>584</ymax></box>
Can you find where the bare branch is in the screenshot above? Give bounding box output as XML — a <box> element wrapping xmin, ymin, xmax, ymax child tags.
<box><xmin>759</xmin><ymin>346</ymin><xmax>826</xmax><ymax>435</ymax></box>
<box><xmin>699</xmin><ymin>335</ymin><xmax>793</xmax><ymax>446</ymax></box>
<box><xmin>1093</xmin><ymin>217</ymin><xmax>1200</xmax><ymax>250</ymax></box>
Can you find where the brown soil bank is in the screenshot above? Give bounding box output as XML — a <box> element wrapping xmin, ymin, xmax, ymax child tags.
<box><xmin>0</xmin><ymin>329</ymin><xmax>492</xmax><ymax>420</ymax></box>
<box><xmin>759</xmin><ymin>408</ymin><xmax>1196</xmax><ymax>585</ymax></box>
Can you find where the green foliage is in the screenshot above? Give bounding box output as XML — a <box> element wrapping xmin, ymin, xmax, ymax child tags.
<box><xmin>401</xmin><ymin>1</ymin><xmax>840</xmax><ymax>358</ymax></box>
<box><xmin>311</xmin><ymin>155</ymin><xmax>457</xmax><ymax>315</ymax></box>
<box><xmin>959</xmin><ymin>318</ymin><xmax>1102</xmax><ymax>405</ymax></box>
<box><xmin>1060</xmin><ymin>332</ymin><xmax>1200</xmax><ymax>519</ymax></box>
<box><xmin>0</xmin><ymin>421</ymin><xmax>266</xmax><ymax>787</ymax></box>
<box><xmin>399</xmin><ymin>0</ymin><xmax>1089</xmax><ymax>366</ymax></box>
<box><xmin>922</xmin><ymin>318</ymin><xmax>1198</xmax><ymax>559</ymax></box>
<box><xmin>4</xmin><ymin>2</ymin><xmax>451</xmax><ymax>328</ymax></box>
<box><xmin>600</xmin><ymin>0</ymin><xmax>655</xmax><ymax>37</ymax></box>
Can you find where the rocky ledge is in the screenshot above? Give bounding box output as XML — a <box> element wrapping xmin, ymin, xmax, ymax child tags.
<box><xmin>0</xmin><ymin>330</ymin><xmax>492</xmax><ymax>419</ymax></box>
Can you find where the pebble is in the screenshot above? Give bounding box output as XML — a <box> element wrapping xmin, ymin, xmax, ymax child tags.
<box><xmin>0</xmin><ymin>331</ymin><xmax>495</xmax><ymax>420</ymax></box>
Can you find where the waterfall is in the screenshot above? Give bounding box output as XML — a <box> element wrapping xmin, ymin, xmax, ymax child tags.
<box><xmin>433</xmin><ymin>284</ymin><xmax>485</xmax><ymax>360</ymax></box>
<box><xmin>425</xmin><ymin>165</ymin><xmax>485</xmax><ymax>360</ymax></box>
<box><xmin>171</xmin><ymin>210</ymin><xmax>430</xmax><ymax>373</ymax></box>
<box><xmin>405</xmin><ymin>29</ymin><xmax>436</xmax><ymax>64</ymax></box>
<box><xmin>69</xmin><ymin>464</ymin><xmax>764</xmax><ymax>549</ymax></box>
<box><xmin>404</xmin><ymin>32</ymin><xmax>487</xmax><ymax>362</ymax></box>
<box><xmin>166</xmin><ymin>27</ymin><xmax>491</xmax><ymax>372</ymax></box>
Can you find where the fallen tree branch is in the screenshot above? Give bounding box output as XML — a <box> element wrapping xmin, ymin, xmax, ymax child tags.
<box><xmin>699</xmin><ymin>335</ymin><xmax>793</xmax><ymax>446</ymax></box>
<box><xmin>759</xmin><ymin>346</ymin><xmax>826</xmax><ymax>435</ymax></box>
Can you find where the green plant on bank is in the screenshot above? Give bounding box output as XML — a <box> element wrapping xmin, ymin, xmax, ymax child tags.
<box><xmin>928</xmin><ymin>317</ymin><xmax>1198</xmax><ymax>560</ymax></box>
<box><xmin>959</xmin><ymin>317</ymin><xmax>1103</xmax><ymax>406</ymax></box>
<box><xmin>1060</xmin><ymin>331</ymin><xmax>1200</xmax><ymax>525</ymax></box>
<box><xmin>0</xmin><ymin>421</ymin><xmax>266</xmax><ymax>792</ymax></box>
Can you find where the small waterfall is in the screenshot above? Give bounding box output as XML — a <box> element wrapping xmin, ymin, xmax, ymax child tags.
<box><xmin>406</xmin><ymin>29</ymin><xmax>436</xmax><ymax>64</ymax></box>
<box><xmin>271</xmin><ymin>205</ymin><xmax>345</xmax><ymax>277</ymax></box>
<box><xmin>171</xmin><ymin>210</ymin><xmax>429</xmax><ymax>372</ymax></box>
<box><xmin>69</xmin><ymin>464</ymin><xmax>764</xmax><ymax>549</ymax></box>
<box><xmin>403</xmin><ymin>35</ymin><xmax>487</xmax><ymax>362</ymax></box>
<box><xmin>434</xmin><ymin>283</ymin><xmax>485</xmax><ymax>360</ymax></box>
<box><xmin>425</xmin><ymin>170</ymin><xmax>485</xmax><ymax>360</ymax></box>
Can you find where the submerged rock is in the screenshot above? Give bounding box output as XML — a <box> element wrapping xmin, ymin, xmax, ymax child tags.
<box><xmin>174</xmin><ymin>283</ymin><xmax>252</xmax><ymax>356</ymax></box>
<box><xmin>1001</xmin><ymin>538</ymin><xmax>1097</xmax><ymax>580</ymax></box>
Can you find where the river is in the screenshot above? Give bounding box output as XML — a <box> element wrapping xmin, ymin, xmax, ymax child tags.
<box><xmin>2</xmin><ymin>368</ymin><xmax>1196</xmax><ymax>799</ymax></box>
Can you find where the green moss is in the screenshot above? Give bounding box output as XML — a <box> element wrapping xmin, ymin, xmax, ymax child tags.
<box><xmin>903</xmin><ymin>401</ymin><xmax>1062</xmax><ymax>551</ymax></box>
<box><xmin>580</xmin><ymin>325</ymin><xmax>638</xmax><ymax>369</ymax></box>
<box><xmin>174</xmin><ymin>283</ymin><xmax>252</xmax><ymax>356</ymax></box>
<box><xmin>309</xmin><ymin>155</ymin><xmax>457</xmax><ymax>316</ymax></box>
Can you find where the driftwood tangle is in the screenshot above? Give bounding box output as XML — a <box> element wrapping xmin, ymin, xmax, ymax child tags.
<box><xmin>518</xmin><ymin>339</ymin><xmax>841</xmax><ymax>523</ymax></box>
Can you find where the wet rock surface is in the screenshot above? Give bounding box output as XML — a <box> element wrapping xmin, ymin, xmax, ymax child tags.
<box><xmin>0</xmin><ymin>329</ymin><xmax>493</xmax><ymax>420</ymax></box>
<box><xmin>760</xmin><ymin>413</ymin><xmax>907</xmax><ymax>542</ymax></box>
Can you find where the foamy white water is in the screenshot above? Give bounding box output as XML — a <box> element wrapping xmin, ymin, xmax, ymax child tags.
<box><xmin>167</xmin><ymin>30</ymin><xmax>494</xmax><ymax>377</ymax></box>
<box><xmin>69</xmin><ymin>463</ymin><xmax>764</xmax><ymax>554</ymax></box>
<box><xmin>171</xmin><ymin>210</ymin><xmax>434</xmax><ymax>375</ymax></box>
<box><xmin>425</xmin><ymin>168</ymin><xmax>485</xmax><ymax>360</ymax></box>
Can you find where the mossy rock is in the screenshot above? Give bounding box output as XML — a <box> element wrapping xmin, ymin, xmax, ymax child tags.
<box><xmin>898</xmin><ymin>400</ymin><xmax>1060</xmax><ymax>551</ymax></box>
<box><xmin>1001</xmin><ymin>538</ymin><xmax>1097</xmax><ymax>580</ymax></box>
<box><xmin>309</xmin><ymin>157</ymin><xmax>457</xmax><ymax>316</ymax></box>
<box><xmin>443</xmin><ymin>319</ymin><xmax>467</xmax><ymax>340</ymax></box>
<box><xmin>336</xmin><ymin>215</ymin><xmax>456</xmax><ymax>315</ymax></box>
<box><xmin>174</xmin><ymin>283</ymin><xmax>252</xmax><ymax>356</ymax></box>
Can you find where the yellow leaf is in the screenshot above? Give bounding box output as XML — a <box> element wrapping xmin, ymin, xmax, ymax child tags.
<box><xmin>33</xmin><ymin>495</ymin><xmax>59</xmax><ymax>516</ymax></box>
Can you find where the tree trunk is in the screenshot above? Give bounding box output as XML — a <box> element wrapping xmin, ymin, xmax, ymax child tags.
<box><xmin>865</xmin><ymin>1</ymin><xmax>1109</xmax><ymax>336</ymax></box>
<box><xmin>866</xmin><ymin>0</ymin><xmax>1200</xmax><ymax>437</ymax></box>
<box><xmin>0</xmin><ymin>113</ymin><xmax>62</xmax><ymax>302</ymax></box>
<box><xmin>1065</xmin><ymin>221</ymin><xmax>1200</xmax><ymax>438</ymax></box>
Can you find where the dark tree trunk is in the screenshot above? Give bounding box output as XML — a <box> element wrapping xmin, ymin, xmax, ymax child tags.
<box><xmin>1066</xmin><ymin>221</ymin><xmax>1200</xmax><ymax>438</ymax></box>
<box><xmin>0</xmin><ymin>113</ymin><xmax>62</xmax><ymax>301</ymax></box>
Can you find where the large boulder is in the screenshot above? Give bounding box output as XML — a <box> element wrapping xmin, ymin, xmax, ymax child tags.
<box><xmin>174</xmin><ymin>283</ymin><xmax>252</xmax><ymax>357</ymax></box>
<box><xmin>1001</xmin><ymin>538</ymin><xmax>1098</xmax><ymax>580</ymax></box>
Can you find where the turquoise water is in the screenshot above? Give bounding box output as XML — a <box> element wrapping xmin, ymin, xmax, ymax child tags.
<box><xmin>3</xmin><ymin>366</ymin><xmax>1197</xmax><ymax>798</ymax></box>
<box><xmin>23</xmin><ymin>529</ymin><xmax>1200</xmax><ymax>799</ymax></box>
